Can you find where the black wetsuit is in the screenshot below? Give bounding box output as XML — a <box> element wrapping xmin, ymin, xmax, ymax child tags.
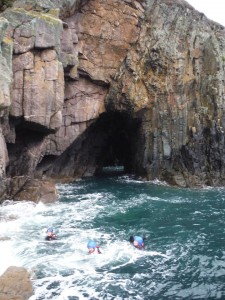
<box><xmin>45</xmin><ymin>235</ymin><xmax>56</xmax><ymax>241</ymax></box>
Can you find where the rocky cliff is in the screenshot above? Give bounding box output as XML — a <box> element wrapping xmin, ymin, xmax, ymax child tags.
<box><xmin>1</xmin><ymin>0</ymin><xmax>225</xmax><ymax>201</ymax></box>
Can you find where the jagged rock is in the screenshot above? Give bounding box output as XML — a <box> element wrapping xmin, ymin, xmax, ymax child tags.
<box><xmin>0</xmin><ymin>5</ymin><xmax>65</xmax><ymax>199</ymax></box>
<box><xmin>0</xmin><ymin>17</ymin><xmax>12</xmax><ymax>110</ymax></box>
<box><xmin>2</xmin><ymin>7</ymin><xmax>64</xmax><ymax>130</ymax></box>
<box><xmin>0</xmin><ymin>129</ymin><xmax>8</xmax><ymax>178</ymax></box>
<box><xmin>46</xmin><ymin>77</ymin><xmax>107</xmax><ymax>155</ymax></box>
<box><xmin>13</xmin><ymin>0</ymin><xmax>56</xmax><ymax>11</ymax></box>
<box><xmin>0</xmin><ymin>129</ymin><xmax>9</xmax><ymax>201</ymax></box>
<box><xmin>8</xmin><ymin>0</ymin><xmax>88</xmax><ymax>20</ymax></box>
<box><xmin>104</xmin><ymin>0</ymin><xmax>225</xmax><ymax>186</ymax></box>
<box><xmin>0</xmin><ymin>0</ymin><xmax>16</xmax><ymax>12</ymax></box>
<box><xmin>41</xmin><ymin>0</ymin><xmax>144</xmax><ymax>178</ymax></box>
<box><xmin>0</xmin><ymin>17</ymin><xmax>12</xmax><ymax>198</ymax></box>
<box><xmin>14</xmin><ymin>179</ymin><xmax>58</xmax><ymax>203</ymax></box>
<box><xmin>0</xmin><ymin>2</ymin><xmax>66</xmax><ymax>200</ymax></box>
<box><xmin>0</xmin><ymin>266</ymin><xmax>33</xmax><ymax>300</ymax></box>
<box><xmin>66</xmin><ymin>0</ymin><xmax>143</xmax><ymax>83</ymax></box>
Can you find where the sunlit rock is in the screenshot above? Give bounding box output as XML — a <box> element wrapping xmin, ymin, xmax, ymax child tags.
<box><xmin>0</xmin><ymin>266</ymin><xmax>33</xmax><ymax>300</ymax></box>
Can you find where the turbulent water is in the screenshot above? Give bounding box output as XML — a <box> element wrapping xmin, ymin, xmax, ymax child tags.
<box><xmin>1</xmin><ymin>169</ymin><xmax>225</xmax><ymax>299</ymax></box>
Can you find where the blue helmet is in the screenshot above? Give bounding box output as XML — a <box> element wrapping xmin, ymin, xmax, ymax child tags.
<box><xmin>134</xmin><ymin>236</ymin><xmax>143</xmax><ymax>246</ymax></box>
<box><xmin>47</xmin><ymin>227</ymin><xmax>54</xmax><ymax>233</ymax></box>
<box><xmin>87</xmin><ymin>240</ymin><xmax>96</xmax><ymax>249</ymax></box>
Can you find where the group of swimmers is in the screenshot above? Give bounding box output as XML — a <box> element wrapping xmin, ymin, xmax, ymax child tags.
<box><xmin>45</xmin><ymin>227</ymin><xmax>145</xmax><ymax>253</ymax></box>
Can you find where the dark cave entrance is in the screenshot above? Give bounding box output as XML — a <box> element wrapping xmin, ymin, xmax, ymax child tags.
<box><xmin>31</xmin><ymin>111</ymin><xmax>142</xmax><ymax>179</ymax></box>
<box><xmin>93</xmin><ymin>111</ymin><xmax>141</xmax><ymax>176</ymax></box>
<box><xmin>6</xmin><ymin>117</ymin><xmax>50</xmax><ymax>177</ymax></box>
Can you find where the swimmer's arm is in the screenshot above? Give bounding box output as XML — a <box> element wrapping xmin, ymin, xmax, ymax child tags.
<box><xmin>97</xmin><ymin>246</ymin><xmax>102</xmax><ymax>254</ymax></box>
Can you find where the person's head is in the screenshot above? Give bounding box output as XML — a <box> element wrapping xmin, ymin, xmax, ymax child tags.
<box><xmin>129</xmin><ymin>236</ymin><xmax>134</xmax><ymax>243</ymax></box>
<box><xmin>129</xmin><ymin>235</ymin><xmax>144</xmax><ymax>249</ymax></box>
<box><xmin>87</xmin><ymin>240</ymin><xmax>97</xmax><ymax>254</ymax></box>
<box><xmin>47</xmin><ymin>227</ymin><xmax>54</xmax><ymax>236</ymax></box>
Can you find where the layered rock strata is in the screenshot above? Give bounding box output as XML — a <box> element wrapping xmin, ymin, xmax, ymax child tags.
<box><xmin>112</xmin><ymin>0</ymin><xmax>225</xmax><ymax>187</ymax></box>
<box><xmin>1</xmin><ymin>0</ymin><xmax>225</xmax><ymax>201</ymax></box>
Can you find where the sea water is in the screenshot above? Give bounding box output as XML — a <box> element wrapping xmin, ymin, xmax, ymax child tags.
<box><xmin>0</xmin><ymin>170</ymin><xmax>225</xmax><ymax>299</ymax></box>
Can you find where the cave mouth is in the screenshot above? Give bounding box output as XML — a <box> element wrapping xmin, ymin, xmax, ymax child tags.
<box><xmin>6</xmin><ymin>124</ymin><xmax>47</xmax><ymax>177</ymax></box>
<box><xmin>98</xmin><ymin>166</ymin><xmax>125</xmax><ymax>177</ymax></box>
<box><xmin>93</xmin><ymin>111</ymin><xmax>141</xmax><ymax>176</ymax></box>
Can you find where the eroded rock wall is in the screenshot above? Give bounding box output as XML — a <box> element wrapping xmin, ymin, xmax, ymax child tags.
<box><xmin>106</xmin><ymin>0</ymin><xmax>225</xmax><ymax>186</ymax></box>
<box><xmin>43</xmin><ymin>0</ymin><xmax>143</xmax><ymax>178</ymax></box>
<box><xmin>0</xmin><ymin>3</ymin><xmax>66</xmax><ymax>200</ymax></box>
<box><xmin>0</xmin><ymin>16</ymin><xmax>12</xmax><ymax>198</ymax></box>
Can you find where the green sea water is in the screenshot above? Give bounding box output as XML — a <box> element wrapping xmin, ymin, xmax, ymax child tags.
<box><xmin>1</xmin><ymin>169</ymin><xmax>225</xmax><ymax>299</ymax></box>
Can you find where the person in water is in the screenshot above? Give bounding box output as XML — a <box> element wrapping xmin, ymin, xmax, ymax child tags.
<box><xmin>129</xmin><ymin>235</ymin><xmax>145</xmax><ymax>250</ymax></box>
<box><xmin>87</xmin><ymin>240</ymin><xmax>102</xmax><ymax>254</ymax></box>
<box><xmin>45</xmin><ymin>227</ymin><xmax>57</xmax><ymax>241</ymax></box>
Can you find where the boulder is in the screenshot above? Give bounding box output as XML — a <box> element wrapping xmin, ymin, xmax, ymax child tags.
<box><xmin>14</xmin><ymin>179</ymin><xmax>58</xmax><ymax>202</ymax></box>
<box><xmin>0</xmin><ymin>266</ymin><xmax>33</xmax><ymax>300</ymax></box>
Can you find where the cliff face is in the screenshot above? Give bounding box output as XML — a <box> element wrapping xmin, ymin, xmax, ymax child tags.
<box><xmin>1</xmin><ymin>0</ymin><xmax>225</xmax><ymax>201</ymax></box>
<box><xmin>107</xmin><ymin>0</ymin><xmax>225</xmax><ymax>187</ymax></box>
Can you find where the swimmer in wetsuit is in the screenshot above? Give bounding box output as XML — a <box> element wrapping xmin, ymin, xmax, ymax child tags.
<box><xmin>45</xmin><ymin>227</ymin><xmax>57</xmax><ymax>241</ymax></box>
<box><xmin>87</xmin><ymin>240</ymin><xmax>101</xmax><ymax>254</ymax></box>
<box><xmin>129</xmin><ymin>235</ymin><xmax>145</xmax><ymax>250</ymax></box>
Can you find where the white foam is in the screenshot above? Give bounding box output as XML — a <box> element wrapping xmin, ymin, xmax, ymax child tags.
<box><xmin>0</xmin><ymin>240</ymin><xmax>21</xmax><ymax>275</ymax></box>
